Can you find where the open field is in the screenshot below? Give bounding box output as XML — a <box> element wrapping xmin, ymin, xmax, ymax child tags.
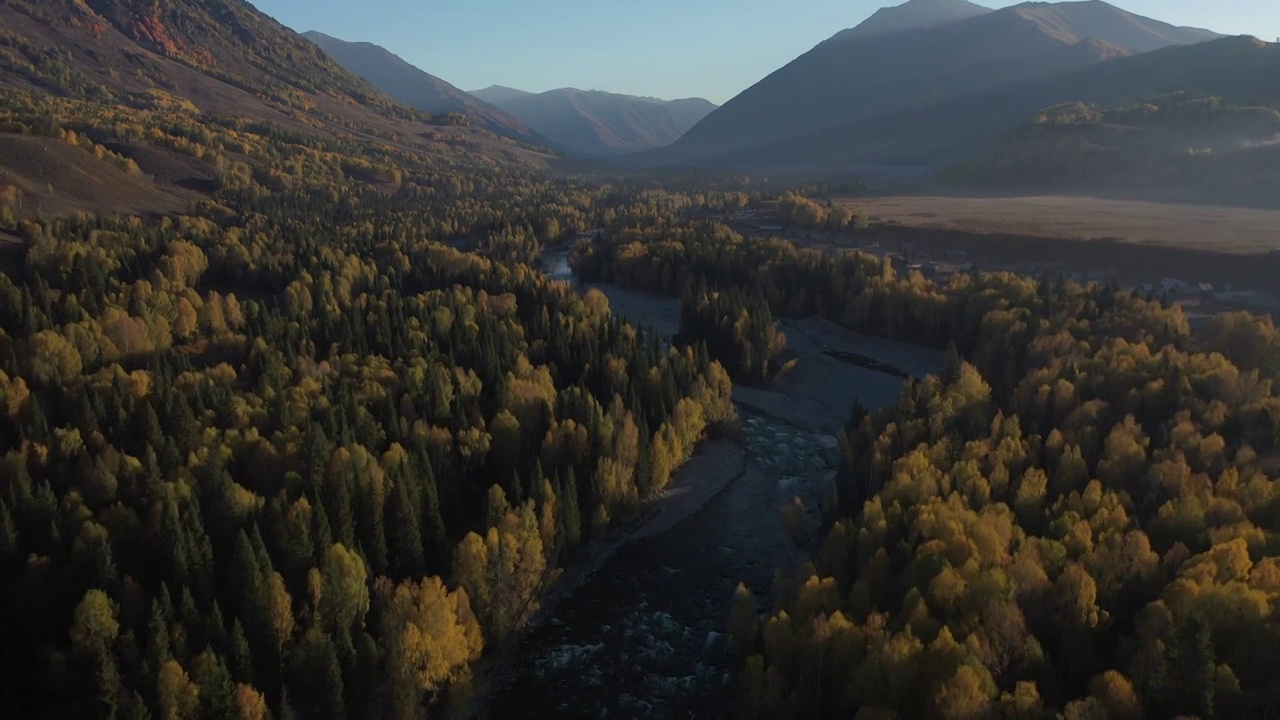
<box><xmin>758</xmin><ymin>194</ymin><xmax>1280</xmax><ymax>298</ymax></box>
<box><xmin>844</xmin><ymin>195</ymin><xmax>1280</xmax><ymax>255</ymax></box>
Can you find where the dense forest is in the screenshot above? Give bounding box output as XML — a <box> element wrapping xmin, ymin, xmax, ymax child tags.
<box><xmin>0</xmin><ymin>62</ymin><xmax>787</xmax><ymax>718</ymax></box>
<box><xmin>742</xmin><ymin>290</ymin><xmax>1280</xmax><ymax>718</ymax></box>
<box><xmin>776</xmin><ymin>193</ymin><xmax>869</xmax><ymax>233</ymax></box>
<box><xmin>9</xmin><ymin>84</ymin><xmax>1279</xmax><ymax>713</ymax></box>
<box><xmin>4</xmin><ymin>2</ymin><xmax>1280</xmax><ymax>717</ymax></box>
<box><xmin>678</xmin><ymin>285</ymin><xmax>787</xmax><ymax>386</ymax></box>
<box><xmin>585</xmin><ymin>227</ymin><xmax>1280</xmax><ymax>718</ymax></box>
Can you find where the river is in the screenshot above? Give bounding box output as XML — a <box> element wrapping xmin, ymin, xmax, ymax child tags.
<box><xmin>480</xmin><ymin>250</ymin><xmax>940</xmax><ymax>719</ymax></box>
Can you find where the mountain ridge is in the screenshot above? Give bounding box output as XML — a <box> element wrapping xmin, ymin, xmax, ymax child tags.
<box><xmin>841</xmin><ymin>0</ymin><xmax>992</xmax><ymax>39</ymax></box>
<box><xmin>302</xmin><ymin>32</ymin><xmax>553</xmax><ymax>147</ymax></box>
<box><xmin>471</xmin><ymin>85</ymin><xmax>536</xmax><ymax>105</ymax></box>
<box><xmin>713</xmin><ymin>35</ymin><xmax>1277</xmax><ymax>169</ymax></box>
<box><xmin>469</xmin><ymin>86</ymin><xmax>718</xmax><ymax>155</ymax></box>
<box><xmin>649</xmin><ymin>0</ymin><xmax>1222</xmax><ymax>167</ymax></box>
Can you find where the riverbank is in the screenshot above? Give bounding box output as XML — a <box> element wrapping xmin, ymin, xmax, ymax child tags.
<box><xmin>484</xmin><ymin>401</ymin><xmax>846</xmax><ymax>719</ymax></box>
<box><xmin>466</xmin><ymin>438</ymin><xmax>748</xmax><ymax>718</ymax></box>
<box><xmin>472</xmin><ymin>257</ymin><xmax>940</xmax><ymax>719</ymax></box>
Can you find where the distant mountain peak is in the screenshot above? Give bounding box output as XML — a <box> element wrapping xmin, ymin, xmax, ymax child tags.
<box><xmin>653</xmin><ymin>0</ymin><xmax>1226</xmax><ymax>167</ymax></box>
<box><xmin>301</xmin><ymin>33</ymin><xmax>548</xmax><ymax>145</ymax></box>
<box><xmin>469</xmin><ymin>86</ymin><xmax>718</xmax><ymax>155</ymax></box>
<box><xmin>469</xmin><ymin>85</ymin><xmax>536</xmax><ymax>105</ymax></box>
<box><xmin>848</xmin><ymin>0</ymin><xmax>992</xmax><ymax>39</ymax></box>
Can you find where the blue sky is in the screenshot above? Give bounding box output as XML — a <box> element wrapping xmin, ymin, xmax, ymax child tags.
<box><xmin>253</xmin><ymin>0</ymin><xmax>1277</xmax><ymax>104</ymax></box>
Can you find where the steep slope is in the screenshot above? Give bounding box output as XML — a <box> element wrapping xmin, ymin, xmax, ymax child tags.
<box><xmin>994</xmin><ymin>0</ymin><xmax>1219</xmax><ymax>51</ymax></box>
<box><xmin>0</xmin><ymin>0</ymin><xmax>553</xmax><ymax>214</ymax></box>
<box><xmin>475</xmin><ymin>88</ymin><xmax>718</xmax><ymax>155</ymax></box>
<box><xmin>841</xmin><ymin>0</ymin><xmax>991</xmax><ymax>39</ymax></box>
<box><xmin>302</xmin><ymin>32</ymin><xmax>550</xmax><ymax>146</ymax></box>
<box><xmin>653</xmin><ymin>0</ymin><xmax>1220</xmax><ymax>166</ymax></box>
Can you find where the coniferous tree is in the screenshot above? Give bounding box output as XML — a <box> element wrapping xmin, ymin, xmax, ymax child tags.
<box><xmin>1158</xmin><ymin>614</ymin><xmax>1217</xmax><ymax>719</ymax></box>
<box><xmin>386</xmin><ymin>478</ymin><xmax>424</xmax><ymax>580</ymax></box>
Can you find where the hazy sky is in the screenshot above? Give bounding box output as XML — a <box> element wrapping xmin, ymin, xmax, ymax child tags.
<box><xmin>253</xmin><ymin>0</ymin><xmax>1278</xmax><ymax>104</ymax></box>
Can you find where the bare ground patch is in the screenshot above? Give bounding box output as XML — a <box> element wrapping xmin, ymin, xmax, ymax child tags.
<box><xmin>105</xmin><ymin>142</ymin><xmax>219</xmax><ymax>193</ymax></box>
<box><xmin>0</xmin><ymin>134</ymin><xmax>201</xmax><ymax>217</ymax></box>
<box><xmin>585</xmin><ymin>282</ymin><xmax>681</xmax><ymax>337</ymax></box>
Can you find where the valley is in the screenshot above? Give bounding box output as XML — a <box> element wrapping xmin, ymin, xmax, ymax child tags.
<box><xmin>471</xmin><ymin>255</ymin><xmax>938</xmax><ymax>719</ymax></box>
<box><xmin>2</xmin><ymin>1</ymin><xmax>1279</xmax><ymax>720</ymax></box>
<box><xmin>467</xmin><ymin>86</ymin><xmax>719</xmax><ymax>155</ymax></box>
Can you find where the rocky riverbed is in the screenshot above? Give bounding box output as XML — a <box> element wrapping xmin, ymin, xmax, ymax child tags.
<box><xmin>477</xmin><ymin>253</ymin><xmax>940</xmax><ymax>719</ymax></box>
<box><xmin>486</xmin><ymin>409</ymin><xmax>835</xmax><ymax>719</ymax></box>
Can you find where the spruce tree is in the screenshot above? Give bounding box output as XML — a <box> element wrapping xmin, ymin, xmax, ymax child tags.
<box><xmin>387</xmin><ymin>477</ymin><xmax>424</xmax><ymax>580</ymax></box>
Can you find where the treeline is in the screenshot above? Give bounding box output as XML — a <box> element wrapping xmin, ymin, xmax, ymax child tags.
<box><xmin>574</xmin><ymin>221</ymin><xmax>1280</xmax><ymax>393</ymax></box>
<box><xmin>699</xmin><ymin>236</ymin><xmax>1280</xmax><ymax>717</ymax></box>
<box><xmin>574</xmin><ymin>222</ymin><xmax>1054</xmax><ymax>362</ymax></box>
<box><xmin>777</xmin><ymin>193</ymin><xmax>868</xmax><ymax>233</ymax></box>
<box><xmin>680</xmin><ymin>285</ymin><xmax>787</xmax><ymax>386</ymax></box>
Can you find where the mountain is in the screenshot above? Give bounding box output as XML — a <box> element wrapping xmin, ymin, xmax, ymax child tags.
<box><xmin>471</xmin><ymin>85</ymin><xmax>537</xmax><ymax>105</ymax></box>
<box><xmin>301</xmin><ymin>32</ymin><xmax>549</xmax><ymax>146</ymax></box>
<box><xmin>781</xmin><ymin>35</ymin><xmax>1280</xmax><ymax>170</ymax></box>
<box><xmin>3</xmin><ymin>0</ymin><xmax>409</xmax><ymax>129</ymax></box>
<box><xmin>843</xmin><ymin>0</ymin><xmax>991</xmax><ymax>39</ymax></box>
<box><xmin>663</xmin><ymin>97</ymin><xmax>722</xmax><ymax>129</ymax></box>
<box><xmin>0</xmin><ymin>0</ymin><xmax>551</xmax><ymax>215</ymax></box>
<box><xmin>471</xmin><ymin>87</ymin><xmax>718</xmax><ymax>155</ymax></box>
<box><xmin>650</xmin><ymin>0</ymin><xmax>1221</xmax><ymax>167</ymax></box>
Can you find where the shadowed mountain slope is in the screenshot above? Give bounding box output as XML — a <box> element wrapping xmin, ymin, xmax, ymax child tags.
<box><xmin>649</xmin><ymin>0</ymin><xmax>1220</xmax><ymax>166</ymax></box>
<box><xmin>471</xmin><ymin>86</ymin><xmax>717</xmax><ymax>155</ymax></box>
<box><xmin>302</xmin><ymin>32</ymin><xmax>552</xmax><ymax>147</ymax></box>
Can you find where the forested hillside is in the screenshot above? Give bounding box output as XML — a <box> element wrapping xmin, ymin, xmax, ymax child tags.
<box><xmin>574</xmin><ymin>223</ymin><xmax>1280</xmax><ymax>718</ymax></box>
<box><xmin>947</xmin><ymin>93</ymin><xmax>1280</xmax><ymax>204</ymax></box>
<box><xmin>0</xmin><ymin>1</ymin><xmax>759</xmax><ymax>718</ymax></box>
<box><xmin>0</xmin><ymin>0</ymin><xmax>556</xmax><ymax>217</ymax></box>
<box><xmin>3</xmin><ymin>1</ymin><xmax>1279</xmax><ymax>718</ymax></box>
